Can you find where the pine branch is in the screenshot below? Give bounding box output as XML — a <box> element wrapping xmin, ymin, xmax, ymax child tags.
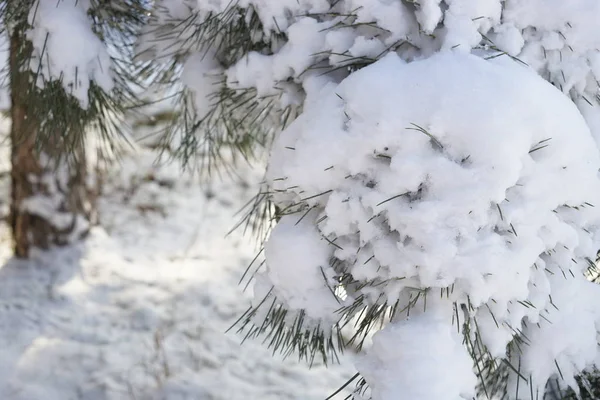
<box><xmin>1</xmin><ymin>0</ymin><xmax>151</xmax><ymax>165</ymax></box>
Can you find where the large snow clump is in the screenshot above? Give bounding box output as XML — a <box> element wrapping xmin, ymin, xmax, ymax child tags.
<box><xmin>257</xmin><ymin>51</ymin><xmax>600</xmax><ymax>399</ymax></box>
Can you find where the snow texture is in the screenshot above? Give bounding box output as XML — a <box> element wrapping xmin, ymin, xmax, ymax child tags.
<box><xmin>181</xmin><ymin>52</ymin><xmax>223</xmax><ymax>121</ymax></box>
<box><xmin>0</xmin><ymin>135</ymin><xmax>355</xmax><ymax>399</ymax></box>
<box><xmin>358</xmin><ymin>308</ymin><xmax>477</xmax><ymax>400</ymax></box>
<box><xmin>264</xmin><ymin>51</ymin><xmax>600</xmax><ymax>399</ymax></box>
<box><xmin>259</xmin><ymin>211</ymin><xmax>340</xmax><ymax>323</ymax></box>
<box><xmin>20</xmin><ymin>153</ymin><xmax>90</xmax><ymax>239</ymax></box>
<box><xmin>27</xmin><ymin>0</ymin><xmax>113</xmax><ymax>108</ymax></box>
<box><xmin>138</xmin><ymin>0</ymin><xmax>600</xmax><ymax>146</ymax></box>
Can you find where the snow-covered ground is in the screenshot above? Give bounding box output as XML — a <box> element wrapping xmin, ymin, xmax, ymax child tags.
<box><xmin>0</xmin><ymin>140</ymin><xmax>354</xmax><ymax>399</ymax></box>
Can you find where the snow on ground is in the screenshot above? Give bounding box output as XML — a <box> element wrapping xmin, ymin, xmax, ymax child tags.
<box><xmin>0</xmin><ymin>141</ymin><xmax>354</xmax><ymax>399</ymax></box>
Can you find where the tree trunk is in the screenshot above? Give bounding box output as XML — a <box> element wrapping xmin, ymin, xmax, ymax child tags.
<box><xmin>9</xmin><ymin>28</ymin><xmax>95</xmax><ymax>258</ymax></box>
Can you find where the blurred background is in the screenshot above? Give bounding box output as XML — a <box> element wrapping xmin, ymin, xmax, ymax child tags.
<box><xmin>0</xmin><ymin>84</ymin><xmax>353</xmax><ymax>400</ymax></box>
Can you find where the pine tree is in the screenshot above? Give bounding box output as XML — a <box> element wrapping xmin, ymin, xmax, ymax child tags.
<box><xmin>137</xmin><ymin>1</ymin><xmax>600</xmax><ymax>400</ymax></box>
<box><xmin>1</xmin><ymin>0</ymin><xmax>146</xmax><ymax>257</ymax></box>
<box><xmin>6</xmin><ymin>0</ymin><xmax>600</xmax><ymax>398</ymax></box>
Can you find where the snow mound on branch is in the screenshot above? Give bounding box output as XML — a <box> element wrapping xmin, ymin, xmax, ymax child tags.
<box><xmin>260</xmin><ymin>212</ymin><xmax>340</xmax><ymax>322</ymax></box>
<box><xmin>358</xmin><ymin>309</ymin><xmax>476</xmax><ymax>400</ymax></box>
<box><xmin>262</xmin><ymin>51</ymin><xmax>600</xmax><ymax>398</ymax></box>
<box><xmin>27</xmin><ymin>0</ymin><xmax>113</xmax><ymax>108</ymax></box>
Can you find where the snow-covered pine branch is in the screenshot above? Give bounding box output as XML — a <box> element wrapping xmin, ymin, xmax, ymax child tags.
<box><xmin>138</xmin><ymin>0</ymin><xmax>600</xmax><ymax>163</ymax></box>
<box><xmin>264</xmin><ymin>51</ymin><xmax>600</xmax><ymax>400</ymax></box>
<box><xmin>0</xmin><ymin>1</ymin><xmax>146</xmax><ymax>256</ymax></box>
<box><xmin>12</xmin><ymin>0</ymin><xmax>147</xmax><ymax>150</ymax></box>
<box><xmin>135</xmin><ymin>0</ymin><xmax>293</xmax><ymax>170</ymax></box>
<box><xmin>140</xmin><ymin>1</ymin><xmax>600</xmax><ymax>399</ymax></box>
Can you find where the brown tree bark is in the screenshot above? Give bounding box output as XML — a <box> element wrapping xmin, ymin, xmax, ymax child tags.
<box><xmin>9</xmin><ymin>27</ymin><xmax>95</xmax><ymax>258</ymax></box>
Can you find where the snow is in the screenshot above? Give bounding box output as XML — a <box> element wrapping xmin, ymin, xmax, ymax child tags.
<box><xmin>263</xmin><ymin>51</ymin><xmax>600</xmax><ymax>399</ymax></box>
<box><xmin>225</xmin><ymin>17</ymin><xmax>337</xmax><ymax>99</ymax></box>
<box><xmin>0</xmin><ymin>136</ymin><xmax>354</xmax><ymax>399</ymax></box>
<box><xmin>181</xmin><ymin>52</ymin><xmax>223</xmax><ymax>121</ymax></box>
<box><xmin>141</xmin><ymin>0</ymin><xmax>600</xmax><ymax>151</ymax></box>
<box><xmin>358</xmin><ymin>308</ymin><xmax>477</xmax><ymax>400</ymax></box>
<box><xmin>515</xmin><ymin>274</ymin><xmax>600</xmax><ymax>398</ymax></box>
<box><xmin>13</xmin><ymin>1</ymin><xmax>600</xmax><ymax>399</ymax></box>
<box><xmin>498</xmin><ymin>0</ymin><xmax>600</xmax><ymax>112</ymax></box>
<box><xmin>27</xmin><ymin>0</ymin><xmax>113</xmax><ymax>108</ymax></box>
<box><xmin>20</xmin><ymin>153</ymin><xmax>90</xmax><ymax>238</ymax></box>
<box><xmin>414</xmin><ymin>0</ymin><xmax>442</xmax><ymax>34</ymax></box>
<box><xmin>21</xmin><ymin>194</ymin><xmax>89</xmax><ymax>234</ymax></box>
<box><xmin>260</xmin><ymin>211</ymin><xmax>340</xmax><ymax>325</ymax></box>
